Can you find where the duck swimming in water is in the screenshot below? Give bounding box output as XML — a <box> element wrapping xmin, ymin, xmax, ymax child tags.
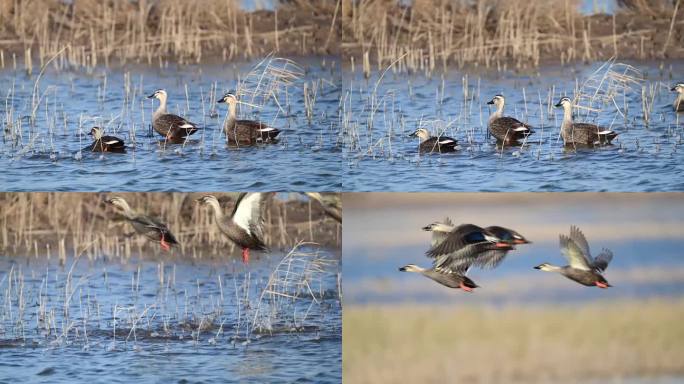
<box><xmin>87</xmin><ymin>127</ymin><xmax>125</xmax><ymax>153</ymax></box>
<box><xmin>218</xmin><ymin>92</ymin><xmax>280</xmax><ymax>145</ymax></box>
<box><xmin>486</xmin><ymin>95</ymin><xmax>533</xmax><ymax>145</ymax></box>
<box><xmin>408</xmin><ymin>128</ymin><xmax>458</xmax><ymax>153</ymax></box>
<box><xmin>534</xmin><ymin>225</ymin><xmax>613</xmax><ymax>288</ymax></box>
<box><xmin>554</xmin><ymin>97</ymin><xmax>618</xmax><ymax>147</ymax></box>
<box><xmin>106</xmin><ymin>196</ymin><xmax>179</xmax><ymax>251</ymax></box>
<box><xmin>148</xmin><ymin>89</ymin><xmax>199</xmax><ymax>142</ymax></box>
<box><xmin>196</xmin><ymin>193</ymin><xmax>270</xmax><ymax>264</ymax></box>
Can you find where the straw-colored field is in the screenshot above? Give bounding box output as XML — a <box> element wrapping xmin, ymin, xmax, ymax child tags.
<box><xmin>343</xmin><ymin>300</ymin><xmax>684</xmax><ymax>383</ymax></box>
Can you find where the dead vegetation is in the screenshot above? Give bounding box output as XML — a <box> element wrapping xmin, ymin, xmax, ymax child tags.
<box><xmin>343</xmin><ymin>0</ymin><xmax>684</xmax><ymax>74</ymax></box>
<box><xmin>0</xmin><ymin>0</ymin><xmax>340</xmax><ymax>69</ymax></box>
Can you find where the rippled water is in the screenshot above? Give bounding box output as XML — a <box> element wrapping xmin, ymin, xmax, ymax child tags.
<box><xmin>342</xmin><ymin>60</ymin><xmax>684</xmax><ymax>191</ymax></box>
<box><xmin>0</xmin><ymin>248</ymin><xmax>341</xmax><ymax>383</ymax></box>
<box><xmin>0</xmin><ymin>58</ymin><xmax>340</xmax><ymax>191</ymax></box>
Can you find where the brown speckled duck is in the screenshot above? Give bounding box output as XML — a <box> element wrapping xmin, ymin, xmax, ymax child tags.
<box><xmin>148</xmin><ymin>89</ymin><xmax>199</xmax><ymax>142</ymax></box>
<box><xmin>87</xmin><ymin>127</ymin><xmax>125</xmax><ymax>153</ymax></box>
<box><xmin>534</xmin><ymin>225</ymin><xmax>613</xmax><ymax>288</ymax></box>
<box><xmin>106</xmin><ymin>196</ymin><xmax>179</xmax><ymax>251</ymax></box>
<box><xmin>218</xmin><ymin>92</ymin><xmax>280</xmax><ymax>145</ymax></box>
<box><xmin>555</xmin><ymin>97</ymin><xmax>618</xmax><ymax>147</ymax></box>
<box><xmin>487</xmin><ymin>95</ymin><xmax>533</xmax><ymax>145</ymax></box>
<box><xmin>196</xmin><ymin>193</ymin><xmax>270</xmax><ymax>264</ymax></box>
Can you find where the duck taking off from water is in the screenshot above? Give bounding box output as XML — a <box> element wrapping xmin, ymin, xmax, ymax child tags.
<box><xmin>486</xmin><ymin>95</ymin><xmax>533</xmax><ymax>145</ymax></box>
<box><xmin>554</xmin><ymin>97</ymin><xmax>618</xmax><ymax>147</ymax></box>
<box><xmin>408</xmin><ymin>128</ymin><xmax>458</xmax><ymax>153</ymax></box>
<box><xmin>218</xmin><ymin>92</ymin><xmax>280</xmax><ymax>145</ymax></box>
<box><xmin>196</xmin><ymin>193</ymin><xmax>270</xmax><ymax>264</ymax></box>
<box><xmin>106</xmin><ymin>197</ymin><xmax>179</xmax><ymax>251</ymax></box>
<box><xmin>87</xmin><ymin>127</ymin><xmax>125</xmax><ymax>153</ymax></box>
<box><xmin>671</xmin><ymin>83</ymin><xmax>684</xmax><ymax>112</ymax></box>
<box><xmin>423</xmin><ymin>218</ymin><xmax>530</xmax><ymax>270</ymax></box>
<box><xmin>148</xmin><ymin>89</ymin><xmax>199</xmax><ymax>142</ymax></box>
<box><xmin>534</xmin><ymin>225</ymin><xmax>613</xmax><ymax>288</ymax></box>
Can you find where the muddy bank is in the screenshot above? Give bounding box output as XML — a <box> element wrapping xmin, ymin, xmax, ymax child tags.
<box><xmin>0</xmin><ymin>0</ymin><xmax>340</xmax><ymax>67</ymax></box>
<box><xmin>342</xmin><ymin>0</ymin><xmax>684</xmax><ymax>73</ymax></box>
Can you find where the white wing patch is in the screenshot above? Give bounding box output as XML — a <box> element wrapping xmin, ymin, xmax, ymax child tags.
<box><xmin>180</xmin><ymin>123</ymin><xmax>195</xmax><ymax>129</ymax></box>
<box><xmin>513</xmin><ymin>126</ymin><xmax>529</xmax><ymax>132</ymax></box>
<box><xmin>598</xmin><ymin>130</ymin><xmax>613</xmax><ymax>135</ymax></box>
<box><xmin>233</xmin><ymin>193</ymin><xmax>263</xmax><ymax>235</ymax></box>
<box><xmin>104</xmin><ymin>140</ymin><xmax>120</xmax><ymax>145</ymax></box>
<box><xmin>439</xmin><ymin>139</ymin><xmax>454</xmax><ymax>145</ymax></box>
<box><xmin>258</xmin><ymin>127</ymin><xmax>276</xmax><ymax>132</ymax></box>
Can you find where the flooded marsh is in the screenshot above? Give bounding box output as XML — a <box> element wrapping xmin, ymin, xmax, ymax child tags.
<box><xmin>0</xmin><ymin>57</ymin><xmax>341</xmax><ymax>191</ymax></box>
<box><xmin>342</xmin><ymin>60</ymin><xmax>684</xmax><ymax>191</ymax></box>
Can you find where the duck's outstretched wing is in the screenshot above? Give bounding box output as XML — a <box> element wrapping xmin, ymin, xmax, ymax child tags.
<box><xmin>231</xmin><ymin>193</ymin><xmax>269</xmax><ymax>249</ymax></box>
<box><xmin>132</xmin><ymin>215</ymin><xmax>179</xmax><ymax>245</ymax></box>
<box><xmin>559</xmin><ymin>233</ymin><xmax>592</xmax><ymax>270</ymax></box>
<box><xmin>592</xmin><ymin>248</ymin><xmax>613</xmax><ymax>272</ymax></box>
<box><xmin>568</xmin><ymin>225</ymin><xmax>591</xmax><ymax>258</ymax></box>
<box><xmin>426</xmin><ymin>224</ymin><xmax>493</xmax><ymax>258</ymax></box>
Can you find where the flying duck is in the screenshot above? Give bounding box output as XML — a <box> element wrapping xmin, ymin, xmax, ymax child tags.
<box><xmin>399</xmin><ymin>264</ymin><xmax>479</xmax><ymax>292</ymax></box>
<box><xmin>534</xmin><ymin>225</ymin><xmax>613</xmax><ymax>288</ymax></box>
<box><xmin>671</xmin><ymin>83</ymin><xmax>684</xmax><ymax>112</ymax></box>
<box><xmin>486</xmin><ymin>95</ymin><xmax>533</xmax><ymax>145</ymax></box>
<box><xmin>408</xmin><ymin>128</ymin><xmax>458</xmax><ymax>153</ymax></box>
<box><xmin>554</xmin><ymin>97</ymin><xmax>618</xmax><ymax>146</ymax></box>
<box><xmin>400</xmin><ymin>223</ymin><xmax>511</xmax><ymax>292</ymax></box>
<box><xmin>148</xmin><ymin>89</ymin><xmax>199</xmax><ymax>142</ymax></box>
<box><xmin>423</xmin><ymin>219</ymin><xmax>529</xmax><ymax>270</ymax></box>
<box><xmin>196</xmin><ymin>193</ymin><xmax>270</xmax><ymax>264</ymax></box>
<box><xmin>106</xmin><ymin>196</ymin><xmax>179</xmax><ymax>251</ymax></box>
<box><xmin>218</xmin><ymin>92</ymin><xmax>280</xmax><ymax>145</ymax></box>
<box><xmin>87</xmin><ymin>127</ymin><xmax>125</xmax><ymax>153</ymax></box>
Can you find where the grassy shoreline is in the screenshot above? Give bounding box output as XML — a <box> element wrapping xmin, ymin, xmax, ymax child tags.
<box><xmin>342</xmin><ymin>0</ymin><xmax>684</xmax><ymax>75</ymax></box>
<box><xmin>0</xmin><ymin>0</ymin><xmax>340</xmax><ymax>70</ymax></box>
<box><xmin>343</xmin><ymin>300</ymin><xmax>684</xmax><ymax>383</ymax></box>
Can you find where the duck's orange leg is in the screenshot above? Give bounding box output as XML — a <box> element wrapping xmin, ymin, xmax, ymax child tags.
<box><xmin>242</xmin><ymin>248</ymin><xmax>250</xmax><ymax>264</ymax></box>
<box><xmin>160</xmin><ymin>233</ymin><xmax>170</xmax><ymax>252</ymax></box>
<box><xmin>459</xmin><ymin>283</ymin><xmax>474</xmax><ymax>292</ymax></box>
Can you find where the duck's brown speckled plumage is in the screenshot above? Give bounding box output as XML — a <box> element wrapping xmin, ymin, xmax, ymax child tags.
<box><xmin>218</xmin><ymin>93</ymin><xmax>281</xmax><ymax>145</ymax></box>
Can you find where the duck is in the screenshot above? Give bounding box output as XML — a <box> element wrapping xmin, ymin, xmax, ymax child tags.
<box><xmin>399</xmin><ymin>264</ymin><xmax>479</xmax><ymax>292</ymax></box>
<box><xmin>671</xmin><ymin>83</ymin><xmax>684</xmax><ymax>112</ymax></box>
<box><xmin>554</xmin><ymin>97</ymin><xmax>618</xmax><ymax>146</ymax></box>
<box><xmin>534</xmin><ymin>225</ymin><xmax>613</xmax><ymax>288</ymax></box>
<box><xmin>86</xmin><ymin>127</ymin><xmax>125</xmax><ymax>153</ymax></box>
<box><xmin>147</xmin><ymin>89</ymin><xmax>199</xmax><ymax>142</ymax></box>
<box><xmin>486</xmin><ymin>95</ymin><xmax>533</xmax><ymax>145</ymax></box>
<box><xmin>196</xmin><ymin>193</ymin><xmax>270</xmax><ymax>264</ymax></box>
<box><xmin>105</xmin><ymin>196</ymin><xmax>179</xmax><ymax>251</ymax></box>
<box><xmin>423</xmin><ymin>219</ymin><xmax>529</xmax><ymax>269</ymax></box>
<box><xmin>399</xmin><ymin>224</ymin><xmax>511</xmax><ymax>292</ymax></box>
<box><xmin>408</xmin><ymin>128</ymin><xmax>458</xmax><ymax>153</ymax></box>
<box><xmin>218</xmin><ymin>92</ymin><xmax>280</xmax><ymax>145</ymax></box>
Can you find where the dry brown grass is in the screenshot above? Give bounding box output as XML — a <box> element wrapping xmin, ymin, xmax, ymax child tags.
<box><xmin>0</xmin><ymin>0</ymin><xmax>339</xmax><ymax>69</ymax></box>
<box><xmin>343</xmin><ymin>300</ymin><xmax>684</xmax><ymax>383</ymax></box>
<box><xmin>342</xmin><ymin>0</ymin><xmax>684</xmax><ymax>74</ymax></box>
<box><xmin>0</xmin><ymin>192</ymin><xmax>341</xmax><ymax>261</ymax></box>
